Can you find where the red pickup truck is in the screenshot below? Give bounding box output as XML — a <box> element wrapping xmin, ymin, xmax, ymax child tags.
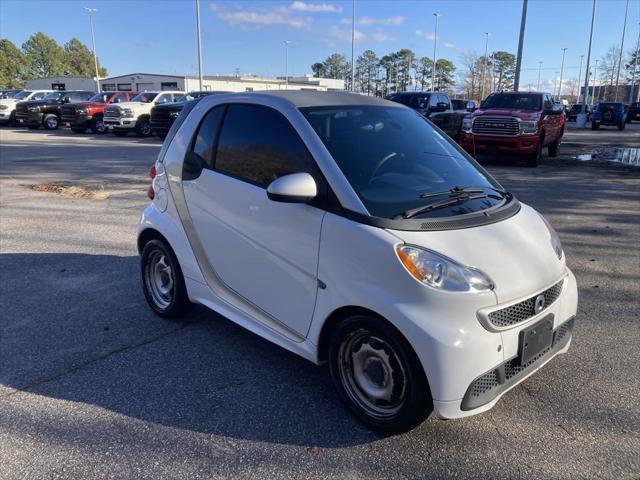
<box><xmin>459</xmin><ymin>92</ymin><xmax>565</xmax><ymax>167</ymax></box>
<box><xmin>60</xmin><ymin>91</ymin><xmax>138</xmax><ymax>134</ymax></box>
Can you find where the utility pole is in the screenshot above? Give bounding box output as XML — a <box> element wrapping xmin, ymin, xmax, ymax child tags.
<box><xmin>614</xmin><ymin>0</ymin><xmax>629</xmax><ymax>101</ymax></box>
<box><xmin>350</xmin><ymin>0</ymin><xmax>355</xmax><ymax>91</ymax></box>
<box><xmin>591</xmin><ymin>59</ymin><xmax>599</xmax><ymax>106</ymax></box>
<box><xmin>579</xmin><ymin>0</ymin><xmax>596</xmax><ymax>125</ymax></box>
<box><xmin>195</xmin><ymin>0</ymin><xmax>203</xmax><ymax>91</ymax></box>
<box><xmin>283</xmin><ymin>41</ymin><xmax>291</xmax><ymax>88</ymax></box>
<box><xmin>481</xmin><ymin>32</ymin><xmax>490</xmax><ymax>100</ymax></box>
<box><xmin>576</xmin><ymin>55</ymin><xmax>584</xmax><ymax>103</ymax></box>
<box><xmin>432</xmin><ymin>13</ymin><xmax>440</xmax><ymax>92</ymax></box>
<box><xmin>83</xmin><ymin>7</ymin><xmax>100</xmax><ymax>92</ymax></box>
<box><xmin>537</xmin><ymin>61</ymin><xmax>542</xmax><ymax>91</ymax></box>
<box><xmin>513</xmin><ymin>0</ymin><xmax>528</xmax><ymax>91</ymax></box>
<box><xmin>558</xmin><ymin>48</ymin><xmax>567</xmax><ymax>98</ymax></box>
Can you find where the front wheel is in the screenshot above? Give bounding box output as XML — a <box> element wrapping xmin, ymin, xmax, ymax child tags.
<box><xmin>526</xmin><ymin>140</ymin><xmax>542</xmax><ymax>167</ymax></box>
<box><xmin>135</xmin><ymin>118</ymin><xmax>152</xmax><ymax>137</ymax></box>
<box><xmin>42</xmin><ymin>114</ymin><xmax>60</xmax><ymax>130</ymax></box>
<box><xmin>329</xmin><ymin>315</ymin><xmax>432</xmax><ymax>434</ymax></box>
<box><xmin>617</xmin><ymin>122</ymin><xmax>625</xmax><ymax>131</ymax></box>
<box><xmin>91</xmin><ymin>117</ymin><xmax>107</xmax><ymax>134</ymax></box>
<box><xmin>141</xmin><ymin>239</ymin><xmax>192</xmax><ymax>318</ymax></box>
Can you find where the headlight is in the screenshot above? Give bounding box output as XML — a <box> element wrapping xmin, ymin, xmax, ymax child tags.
<box><xmin>76</xmin><ymin>108</ymin><xmax>87</xmax><ymax>114</ymax></box>
<box><xmin>28</xmin><ymin>106</ymin><xmax>40</xmax><ymax>112</ymax></box>
<box><xmin>169</xmin><ymin>110</ymin><xmax>180</xmax><ymax>118</ymax></box>
<box><xmin>121</xmin><ymin>108</ymin><xmax>134</xmax><ymax>118</ymax></box>
<box><xmin>395</xmin><ymin>245</ymin><xmax>494</xmax><ymax>292</ymax></box>
<box><xmin>518</xmin><ymin>121</ymin><xmax>538</xmax><ymax>135</ymax></box>
<box><xmin>461</xmin><ymin>117</ymin><xmax>473</xmax><ymax>133</ymax></box>
<box><xmin>539</xmin><ymin>214</ymin><xmax>563</xmax><ymax>260</ymax></box>
<box><xmin>0</xmin><ymin>105</ymin><xmax>8</xmax><ymax>111</ymax></box>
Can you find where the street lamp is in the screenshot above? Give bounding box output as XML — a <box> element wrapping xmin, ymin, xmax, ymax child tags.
<box><xmin>578</xmin><ymin>0</ymin><xmax>596</xmax><ymax>128</ymax></box>
<box><xmin>195</xmin><ymin>0</ymin><xmax>203</xmax><ymax>91</ymax></box>
<box><xmin>432</xmin><ymin>13</ymin><xmax>440</xmax><ymax>92</ymax></box>
<box><xmin>480</xmin><ymin>32</ymin><xmax>490</xmax><ymax>100</ymax></box>
<box><xmin>576</xmin><ymin>55</ymin><xmax>584</xmax><ymax>103</ymax></box>
<box><xmin>283</xmin><ymin>41</ymin><xmax>291</xmax><ymax>88</ymax></box>
<box><xmin>350</xmin><ymin>0</ymin><xmax>355</xmax><ymax>91</ymax></box>
<box><xmin>557</xmin><ymin>48</ymin><xmax>567</xmax><ymax>98</ymax></box>
<box><xmin>614</xmin><ymin>0</ymin><xmax>629</xmax><ymax>101</ymax></box>
<box><xmin>83</xmin><ymin>7</ymin><xmax>100</xmax><ymax>92</ymax></box>
<box><xmin>537</xmin><ymin>61</ymin><xmax>542</xmax><ymax>91</ymax></box>
<box><xmin>591</xmin><ymin>59</ymin><xmax>599</xmax><ymax>106</ymax></box>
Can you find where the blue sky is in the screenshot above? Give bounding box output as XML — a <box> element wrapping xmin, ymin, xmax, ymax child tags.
<box><xmin>1</xmin><ymin>0</ymin><xmax>637</xmax><ymax>90</ymax></box>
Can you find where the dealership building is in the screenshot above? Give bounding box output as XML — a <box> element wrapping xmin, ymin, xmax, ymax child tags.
<box><xmin>26</xmin><ymin>73</ymin><xmax>344</xmax><ymax>93</ymax></box>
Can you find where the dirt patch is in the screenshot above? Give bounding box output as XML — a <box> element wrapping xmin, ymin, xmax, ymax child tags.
<box><xmin>31</xmin><ymin>183</ymin><xmax>111</xmax><ymax>200</ymax></box>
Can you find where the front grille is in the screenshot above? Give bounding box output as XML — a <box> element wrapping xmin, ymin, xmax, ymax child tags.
<box><xmin>462</xmin><ymin>317</ymin><xmax>575</xmax><ymax>410</ymax></box>
<box><xmin>60</xmin><ymin>105</ymin><xmax>83</xmax><ymax>122</ymax></box>
<box><xmin>15</xmin><ymin>103</ymin><xmax>28</xmax><ymax>114</ymax></box>
<box><xmin>104</xmin><ymin>105</ymin><xmax>121</xmax><ymax>118</ymax></box>
<box><xmin>472</xmin><ymin>116</ymin><xmax>519</xmax><ymax>136</ymax></box>
<box><xmin>487</xmin><ymin>280</ymin><xmax>564</xmax><ymax>328</ymax></box>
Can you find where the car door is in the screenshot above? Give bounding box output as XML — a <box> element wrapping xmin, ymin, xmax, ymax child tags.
<box><xmin>543</xmin><ymin>94</ymin><xmax>561</xmax><ymax>142</ymax></box>
<box><xmin>181</xmin><ymin>103</ymin><xmax>325</xmax><ymax>336</ymax></box>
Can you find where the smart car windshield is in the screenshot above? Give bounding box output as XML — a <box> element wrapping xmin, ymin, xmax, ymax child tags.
<box><xmin>482</xmin><ymin>93</ymin><xmax>541</xmax><ymax>111</ymax></box>
<box><xmin>300</xmin><ymin>106</ymin><xmax>504</xmax><ymax>219</ymax></box>
<box><xmin>131</xmin><ymin>92</ymin><xmax>158</xmax><ymax>103</ymax></box>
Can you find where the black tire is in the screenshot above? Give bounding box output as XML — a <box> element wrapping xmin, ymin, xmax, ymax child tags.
<box><xmin>328</xmin><ymin>314</ymin><xmax>432</xmax><ymax>434</ymax></box>
<box><xmin>140</xmin><ymin>239</ymin><xmax>192</xmax><ymax>318</ymax></box>
<box><xmin>8</xmin><ymin>111</ymin><xmax>16</xmax><ymax>126</ymax></box>
<box><xmin>548</xmin><ymin>130</ymin><xmax>561</xmax><ymax>158</ymax></box>
<box><xmin>90</xmin><ymin>116</ymin><xmax>107</xmax><ymax>134</ymax></box>
<box><xmin>526</xmin><ymin>139</ymin><xmax>542</xmax><ymax>167</ymax></box>
<box><xmin>112</xmin><ymin>130</ymin><xmax>128</xmax><ymax>137</ymax></box>
<box><xmin>42</xmin><ymin>113</ymin><xmax>60</xmax><ymax>130</ymax></box>
<box><xmin>71</xmin><ymin>127</ymin><xmax>86</xmax><ymax>134</ymax></box>
<box><xmin>617</xmin><ymin>122</ymin><xmax>625</xmax><ymax>131</ymax></box>
<box><xmin>135</xmin><ymin>118</ymin><xmax>152</xmax><ymax>137</ymax></box>
<box><xmin>591</xmin><ymin>122</ymin><xmax>600</xmax><ymax>130</ymax></box>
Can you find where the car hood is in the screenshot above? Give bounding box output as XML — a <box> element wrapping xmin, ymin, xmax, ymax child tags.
<box><xmin>0</xmin><ymin>98</ymin><xmax>21</xmax><ymax>105</ymax></box>
<box><xmin>473</xmin><ymin>108</ymin><xmax>541</xmax><ymax>121</ymax></box>
<box><xmin>66</xmin><ymin>101</ymin><xmax>105</xmax><ymax>109</ymax></box>
<box><xmin>387</xmin><ymin>203</ymin><xmax>566</xmax><ymax>303</ymax></box>
<box><xmin>153</xmin><ymin>102</ymin><xmax>185</xmax><ymax>112</ymax></box>
<box><xmin>18</xmin><ymin>100</ymin><xmax>57</xmax><ymax>108</ymax></box>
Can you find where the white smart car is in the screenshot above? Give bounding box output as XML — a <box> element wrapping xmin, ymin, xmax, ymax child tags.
<box><xmin>138</xmin><ymin>92</ymin><xmax>577</xmax><ymax>434</ymax></box>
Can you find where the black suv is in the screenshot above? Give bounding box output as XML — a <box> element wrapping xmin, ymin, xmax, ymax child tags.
<box><xmin>626</xmin><ymin>102</ymin><xmax>640</xmax><ymax>123</ymax></box>
<box><xmin>567</xmin><ymin>103</ymin><xmax>591</xmax><ymax>122</ymax></box>
<box><xmin>385</xmin><ymin>91</ymin><xmax>465</xmax><ymax>140</ymax></box>
<box><xmin>15</xmin><ymin>90</ymin><xmax>95</xmax><ymax>130</ymax></box>
<box><xmin>150</xmin><ymin>91</ymin><xmax>227</xmax><ymax>139</ymax></box>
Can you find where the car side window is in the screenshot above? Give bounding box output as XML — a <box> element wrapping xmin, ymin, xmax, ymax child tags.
<box><xmin>438</xmin><ymin>94</ymin><xmax>450</xmax><ymax>108</ymax></box>
<box><xmin>191</xmin><ymin>106</ymin><xmax>225</xmax><ymax>169</ymax></box>
<box><xmin>543</xmin><ymin>95</ymin><xmax>553</xmax><ymax>110</ymax></box>
<box><xmin>112</xmin><ymin>93</ymin><xmax>128</xmax><ymax>103</ymax></box>
<box><xmin>156</xmin><ymin>94</ymin><xmax>171</xmax><ymax>104</ymax></box>
<box><xmin>429</xmin><ymin>94</ymin><xmax>439</xmax><ymax>108</ymax></box>
<box><xmin>214</xmin><ymin>104</ymin><xmax>315</xmax><ymax>188</ymax></box>
<box><xmin>33</xmin><ymin>92</ymin><xmax>47</xmax><ymax>100</ymax></box>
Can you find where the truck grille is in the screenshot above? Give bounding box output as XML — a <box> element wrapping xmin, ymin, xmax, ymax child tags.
<box><xmin>487</xmin><ymin>280</ymin><xmax>564</xmax><ymax>328</ymax></box>
<box><xmin>15</xmin><ymin>103</ymin><xmax>28</xmax><ymax>114</ymax></box>
<box><xmin>472</xmin><ymin>116</ymin><xmax>519</xmax><ymax>136</ymax></box>
<box><xmin>104</xmin><ymin>105</ymin><xmax>121</xmax><ymax>118</ymax></box>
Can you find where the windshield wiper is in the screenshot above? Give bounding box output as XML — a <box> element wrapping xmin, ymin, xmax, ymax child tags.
<box><xmin>419</xmin><ymin>185</ymin><xmax>506</xmax><ymax>199</ymax></box>
<box><xmin>399</xmin><ymin>193</ymin><xmax>490</xmax><ymax>219</ymax></box>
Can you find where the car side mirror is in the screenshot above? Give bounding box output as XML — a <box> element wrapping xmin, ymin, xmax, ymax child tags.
<box><xmin>267</xmin><ymin>172</ymin><xmax>317</xmax><ymax>203</ymax></box>
<box><xmin>63</xmin><ymin>97</ymin><xmax>71</xmax><ymax>103</ymax></box>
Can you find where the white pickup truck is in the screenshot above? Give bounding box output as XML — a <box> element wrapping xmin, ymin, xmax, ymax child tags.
<box><xmin>0</xmin><ymin>90</ymin><xmax>53</xmax><ymax>125</ymax></box>
<box><xmin>103</xmin><ymin>91</ymin><xmax>184</xmax><ymax>137</ymax></box>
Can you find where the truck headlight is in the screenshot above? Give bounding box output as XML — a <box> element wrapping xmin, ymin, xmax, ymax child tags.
<box><xmin>395</xmin><ymin>245</ymin><xmax>494</xmax><ymax>292</ymax></box>
<box><xmin>28</xmin><ymin>106</ymin><xmax>40</xmax><ymax>112</ymax></box>
<box><xmin>122</xmin><ymin>108</ymin><xmax>134</xmax><ymax>118</ymax></box>
<box><xmin>518</xmin><ymin>121</ymin><xmax>538</xmax><ymax>135</ymax></box>
<box><xmin>461</xmin><ymin>117</ymin><xmax>473</xmax><ymax>133</ymax></box>
<box><xmin>0</xmin><ymin>105</ymin><xmax>8</xmax><ymax>111</ymax></box>
<box><xmin>169</xmin><ymin>110</ymin><xmax>180</xmax><ymax>118</ymax></box>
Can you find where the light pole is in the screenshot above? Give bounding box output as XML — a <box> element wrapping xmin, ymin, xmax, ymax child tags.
<box><xmin>576</xmin><ymin>55</ymin><xmax>584</xmax><ymax>103</ymax></box>
<box><xmin>432</xmin><ymin>13</ymin><xmax>440</xmax><ymax>92</ymax></box>
<box><xmin>537</xmin><ymin>61</ymin><xmax>542</xmax><ymax>91</ymax></box>
<box><xmin>579</xmin><ymin>0</ymin><xmax>596</xmax><ymax>127</ymax></box>
<box><xmin>195</xmin><ymin>0</ymin><xmax>203</xmax><ymax>91</ymax></box>
<box><xmin>83</xmin><ymin>7</ymin><xmax>100</xmax><ymax>92</ymax></box>
<box><xmin>614</xmin><ymin>0</ymin><xmax>629</xmax><ymax>101</ymax></box>
<box><xmin>283</xmin><ymin>41</ymin><xmax>291</xmax><ymax>88</ymax></box>
<box><xmin>513</xmin><ymin>0</ymin><xmax>528</xmax><ymax>91</ymax></box>
<box><xmin>557</xmin><ymin>48</ymin><xmax>567</xmax><ymax>98</ymax></box>
<box><xmin>480</xmin><ymin>32</ymin><xmax>490</xmax><ymax>100</ymax></box>
<box><xmin>591</xmin><ymin>59</ymin><xmax>599</xmax><ymax>106</ymax></box>
<box><xmin>350</xmin><ymin>0</ymin><xmax>355</xmax><ymax>91</ymax></box>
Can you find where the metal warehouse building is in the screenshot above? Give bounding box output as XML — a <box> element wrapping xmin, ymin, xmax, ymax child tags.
<box><xmin>27</xmin><ymin>73</ymin><xmax>344</xmax><ymax>93</ymax></box>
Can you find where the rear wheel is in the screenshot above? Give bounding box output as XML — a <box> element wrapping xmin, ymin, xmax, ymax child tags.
<box><xmin>617</xmin><ymin>122</ymin><xmax>625</xmax><ymax>131</ymax></box>
<box><xmin>135</xmin><ymin>118</ymin><xmax>152</xmax><ymax>137</ymax></box>
<box><xmin>329</xmin><ymin>314</ymin><xmax>432</xmax><ymax>434</ymax></box>
<box><xmin>42</xmin><ymin>114</ymin><xmax>60</xmax><ymax>130</ymax></box>
<box><xmin>90</xmin><ymin>117</ymin><xmax>106</xmax><ymax>134</ymax></box>
<box><xmin>71</xmin><ymin>127</ymin><xmax>86</xmax><ymax>134</ymax></box>
<box><xmin>141</xmin><ymin>239</ymin><xmax>192</xmax><ymax>318</ymax></box>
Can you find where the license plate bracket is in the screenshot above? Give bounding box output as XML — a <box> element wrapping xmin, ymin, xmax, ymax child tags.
<box><xmin>518</xmin><ymin>315</ymin><xmax>554</xmax><ymax>366</ymax></box>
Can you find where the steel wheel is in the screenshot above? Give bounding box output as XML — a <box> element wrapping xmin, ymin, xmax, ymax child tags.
<box><xmin>337</xmin><ymin>329</ymin><xmax>408</xmax><ymax>420</ymax></box>
<box><xmin>44</xmin><ymin>115</ymin><xmax>59</xmax><ymax>129</ymax></box>
<box><xmin>144</xmin><ymin>249</ymin><xmax>175</xmax><ymax>310</ymax></box>
<box><xmin>94</xmin><ymin>118</ymin><xmax>106</xmax><ymax>133</ymax></box>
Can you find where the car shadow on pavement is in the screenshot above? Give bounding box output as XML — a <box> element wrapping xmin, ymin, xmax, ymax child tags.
<box><xmin>0</xmin><ymin>252</ymin><xmax>377</xmax><ymax>448</ymax></box>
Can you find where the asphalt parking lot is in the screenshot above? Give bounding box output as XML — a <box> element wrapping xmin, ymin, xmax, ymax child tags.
<box><xmin>1</xmin><ymin>125</ymin><xmax>639</xmax><ymax>480</ymax></box>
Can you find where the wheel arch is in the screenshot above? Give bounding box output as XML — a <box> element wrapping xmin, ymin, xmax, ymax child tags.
<box><xmin>137</xmin><ymin>227</ymin><xmax>170</xmax><ymax>255</ymax></box>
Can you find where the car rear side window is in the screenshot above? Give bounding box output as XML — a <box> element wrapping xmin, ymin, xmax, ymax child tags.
<box><xmin>191</xmin><ymin>106</ymin><xmax>225</xmax><ymax>169</ymax></box>
<box><xmin>214</xmin><ymin>104</ymin><xmax>314</xmax><ymax>188</ymax></box>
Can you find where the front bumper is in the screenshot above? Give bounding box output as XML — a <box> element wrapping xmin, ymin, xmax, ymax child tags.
<box><xmin>459</xmin><ymin>132</ymin><xmax>540</xmax><ymax>155</ymax></box>
<box><xmin>15</xmin><ymin>111</ymin><xmax>43</xmax><ymax>126</ymax></box>
<box><xmin>104</xmin><ymin>116</ymin><xmax>136</xmax><ymax>130</ymax></box>
<box><xmin>61</xmin><ymin>111</ymin><xmax>91</xmax><ymax>127</ymax></box>
<box><xmin>427</xmin><ymin>268</ymin><xmax>578</xmax><ymax>419</ymax></box>
<box><xmin>0</xmin><ymin>111</ymin><xmax>12</xmax><ymax>122</ymax></box>
<box><xmin>150</xmin><ymin>117</ymin><xmax>175</xmax><ymax>136</ymax></box>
